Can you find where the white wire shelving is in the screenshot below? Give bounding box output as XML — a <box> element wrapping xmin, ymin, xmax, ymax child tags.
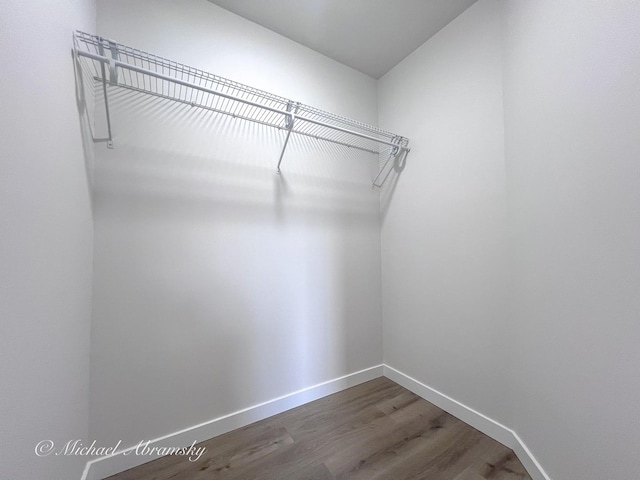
<box><xmin>73</xmin><ymin>31</ymin><xmax>410</xmax><ymax>187</ymax></box>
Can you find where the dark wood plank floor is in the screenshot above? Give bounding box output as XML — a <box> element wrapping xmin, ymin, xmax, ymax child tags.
<box><xmin>106</xmin><ymin>377</ymin><xmax>531</xmax><ymax>480</ymax></box>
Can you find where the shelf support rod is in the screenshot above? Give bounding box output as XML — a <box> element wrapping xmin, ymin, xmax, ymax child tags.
<box><xmin>372</xmin><ymin>150</ymin><xmax>397</xmax><ymax>188</ymax></box>
<box><xmin>277</xmin><ymin>101</ymin><xmax>299</xmax><ymax>175</ymax></box>
<box><xmin>97</xmin><ymin>40</ymin><xmax>114</xmax><ymax>149</ymax></box>
<box><xmin>372</xmin><ymin>137</ymin><xmax>409</xmax><ymax>188</ymax></box>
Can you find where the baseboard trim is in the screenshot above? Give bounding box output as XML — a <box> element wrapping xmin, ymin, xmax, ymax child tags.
<box><xmin>83</xmin><ymin>364</ymin><xmax>551</xmax><ymax>480</ymax></box>
<box><xmin>82</xmin><ymin>364</ymin><xmax>384</xmax><ymax>480</ymax></box>
<box><xmin>511</xmin><ymin>431</ymin><xmax>553</xmax><ymax>480</ymax></box>
<box><xmin>383</xmin><ymin>365</ymin><xmax>552</xmax><ymax>480</ymax></box>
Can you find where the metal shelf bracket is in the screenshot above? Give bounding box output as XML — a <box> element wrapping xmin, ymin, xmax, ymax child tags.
<box><xmin>277</xmin><ymin>101</ymin><xmax>300</xmax><ymax>175</ymax></box>
<box><xmin>372</xmin><ymin>136</ymin><xmax>410</xmax><ymax>188</ymax></box>
<box><xmin>95</xmin><ymin>37</ymin><xmax>118</xmax><ymax>149</ymax></box>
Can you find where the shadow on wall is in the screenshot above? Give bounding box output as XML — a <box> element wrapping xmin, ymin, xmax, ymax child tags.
<box><xmin>89</xmin><ymin>87</ymin><xmax>383</xmax><ymax>446</ymax></box>
<box><xmin>92</xmin><ymin>87</ymin><xmax>381</xmax><ymax>225</ymax></box>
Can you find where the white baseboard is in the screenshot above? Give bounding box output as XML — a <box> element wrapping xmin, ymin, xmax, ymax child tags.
<box><xmin>511</xmin><ymin>431</ymin><xmax>554</xmax><ymax>480</ymax></box>
<box><xmin>83</xmin><ymin>364</ymin><xmax>551</xmax><ymax>480</ymax></box>
<box><xmin>82</xmin><ymin>364</ymin><xmax>384</xmax><ymax>480</ymax></box>
<box><xmin>383</xmin><ymin>365</ymin><xmax>552</xmax><ymax>480</ymax></box>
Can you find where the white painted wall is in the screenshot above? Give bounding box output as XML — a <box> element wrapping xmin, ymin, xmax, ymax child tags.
<box><xmin>0</xmin><ymin>1</ymin><xmax>95</xmax><ymax>479</ymax></box>
<box><xmin>502</xmin><ymin>1</ymin><xmax>640</xmax><ymax>479</ymax></box>
<box><xmin>378</xmin><ymin>0</ymin><xmax>510</xmax><ymax>426</ymax></box>
<box><xmin>91</xmin><ymin>0</ymin><xmax>382</xmax><ymax>448</ymax></box>
<box><xmin>380</xmin><ymin>0</ymin><xmax>640</xmax><ymax>478</ymax></box>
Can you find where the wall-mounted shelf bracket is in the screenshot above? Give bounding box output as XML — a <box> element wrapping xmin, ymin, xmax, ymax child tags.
<box><xmin>95</xmin><ymin>37</ymin><xmax>117</xmax><ymax>149</ymax></box>
<box><xmin>372</xmin><ymin>136</ymin><xmax>410</xmax><ymax>188</ymax></box>
<box><xmin>277</xmin><ymin>101</ymin><xmax>300</xmax><ymax>175</ymax></box>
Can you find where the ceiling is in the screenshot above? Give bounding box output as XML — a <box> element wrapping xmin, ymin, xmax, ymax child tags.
<box><xmin>208</xmin><ymin>0</ymin><xmax>477</xmax><ymax>79</ymax></box>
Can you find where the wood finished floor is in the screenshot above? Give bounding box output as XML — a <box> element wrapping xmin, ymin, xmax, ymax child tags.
<box><xmin>106</xmin><ymin>377</ymin><xmax>531</xmax><ymax>480</ymax></box>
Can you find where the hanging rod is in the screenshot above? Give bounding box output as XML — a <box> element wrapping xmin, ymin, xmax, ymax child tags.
<box><xmin>73</xmin><ymin>31</ymin><xmax>410</xmax><ymax>187</ymax></box>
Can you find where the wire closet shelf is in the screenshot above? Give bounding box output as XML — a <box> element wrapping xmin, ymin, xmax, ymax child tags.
<box><xmin>73</xmin><ymin>31</ymin><xmax>410</xmax><ymax>187</ymax></box>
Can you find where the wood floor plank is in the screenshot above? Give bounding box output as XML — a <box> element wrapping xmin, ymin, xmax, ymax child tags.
<box><xmin>474</xmin><ymin>447</ymin><xmax>531</xmax><ymax>480</ymax></box>
<box><xmin>104</xmin><ymin>378</ymin><xmax>532</xmax><ymax>480</ymax></box>
<box><xmin>453</xmin><ymin>467</ymin><xmax>487</xmax><ymax>480</ymax></box>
